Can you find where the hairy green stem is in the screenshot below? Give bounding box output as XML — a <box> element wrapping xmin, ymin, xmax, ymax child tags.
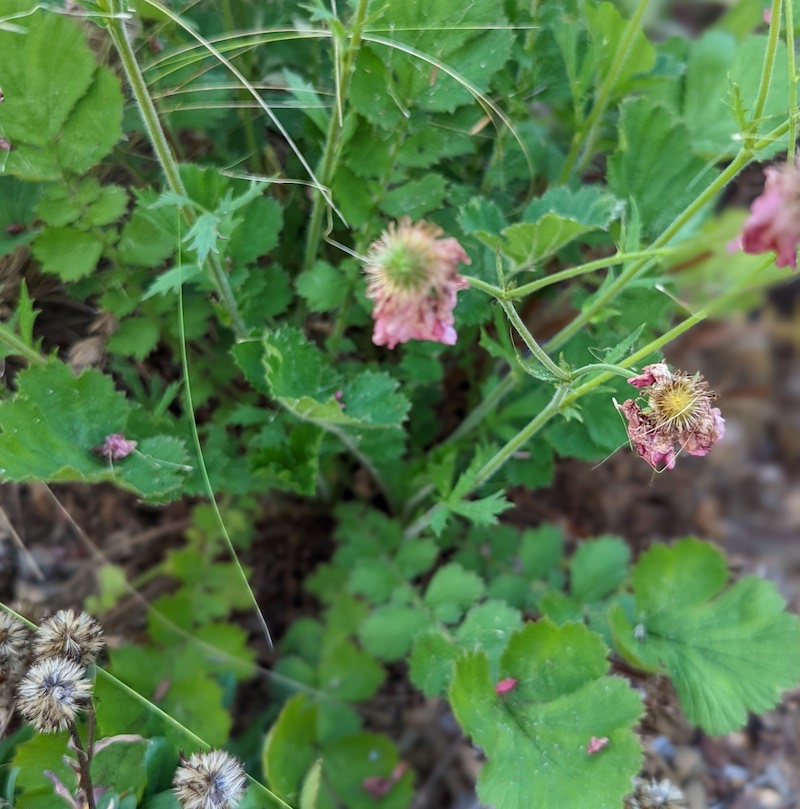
<box><xmin>404</xmin><ymin>385</ymin><xmax>569</xmax><ymax>539</ymax></box>
<box><xmin>68</xmin><ymin>722</ymin><xmax>96</xmax><ymax>809</ymax></box>
<box><xmin>0</xmin><ymin>322</ymin><xmax>47</xmax><ymax>366</ymax></box>
<box><xmin>545</xmin><ymin>149</ymin><xmax>750</xmax><ymax>352</ymax></box>
<box><xmin>752</xmin><ymin>0</ymin><xmax>784</xmax><ymax>130</ymax></box>
<box><xmin>106</xmin><ymin>5</ymin><xmax>246</xmax><ymax>335</ymax></box>
<box><xmin>403</xmin><ymin>308</ymin><xmax>706</xmax><ymax>537</ymax></box>
<box><xmin>499</xmin><ymin>299</ymin><xmax>570</xmax><ymax>381</ymax></box>
<box><xmin>786</xmin><ymin>0</ymin><xmax>797</xmax><ymax>158</ymax></box>
<box><xmin>507</xmin><ymin>247</ymin><xmax>676</xmax><ymax>298</ymax></box>
<box><xmin>561</xmin><ymin>0</ymin><xmax>649</xmax><ymax>180</ymax></box>
<box><xmin>302</xmin><ymin>0</ymin><xmax>371</xmax><ymax>272</ymax></box>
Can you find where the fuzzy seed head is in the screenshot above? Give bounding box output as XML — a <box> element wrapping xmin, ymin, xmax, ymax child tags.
<box><xmin>33</xmin><ymin>610</ymin><xmax>104</xmax><ymax>668</ymax></box>
<box><xmin>173</xmin><ymin>750</ymin><xmax>247</xmax><ymax>809</ymax></box>
<box><xmin>16</xmin><ymin>656</ymin><xmax>92</xmax><ymax>733</ymax></box>
<box><xmin>0</xmin><ymin>612</ymin><xmax>30</xmax><ymax>676</ymax></box>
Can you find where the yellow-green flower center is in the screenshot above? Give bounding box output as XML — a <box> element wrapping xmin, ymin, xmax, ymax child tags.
<box><xmin>649</xmin><ymin>376</ymin><xmax>704</xmax><ymax>431</ymax></box>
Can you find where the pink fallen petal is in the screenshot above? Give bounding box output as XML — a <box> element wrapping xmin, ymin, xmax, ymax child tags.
<box><xmin>93</xmin><ymin>433</ymin><xmax>137</xmax><ymax>461</ymax></box>
<box><xmin>495</xmin><ymin>677</ymin><xmax>519</xmax><ymax>695</ymax></box>
<box><xmin>587</xmin><ymin>736</ymin><xmax>609</xmax><ymax>755</ymax></box>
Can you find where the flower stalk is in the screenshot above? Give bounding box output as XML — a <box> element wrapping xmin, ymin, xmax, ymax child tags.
<box><xmin>105</xmin><ymin>3</ymin><xmax>246</xmax><ymax>335</ymax></box>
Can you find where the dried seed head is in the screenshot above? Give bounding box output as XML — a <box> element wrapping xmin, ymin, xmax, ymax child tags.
<box><xmin>625</xmin><ymin>777</ymin><xmax>686</xmax><ymax>808</ymax></box>
<box><xmin>33</xmin><ymin>610</ymin><xmax>104</xmax><ymax>668</ymax></box>
<box><xmin>0</xmin><ymin>612</ymin><xmax>30</xmax><ymax>676</ymax></box>
<box><xmin>173</xmin><ymin>750</ymin><xmax>247</xmax><ymax>809</ymax></box>
<box><xmin>363</xmin><ymin>218</ymin><xmax>470</xmax><ymax>349</ymax></box>
<box><xmin>16</xmin><ymin>657</ymin><xmax>92</xmax><ymax>733</ymax></box>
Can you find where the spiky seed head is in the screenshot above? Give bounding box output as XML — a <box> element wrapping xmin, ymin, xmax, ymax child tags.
<box><xmin>0</xmin><ymin>612</ymin><xmax>30</xmax><ymax>676</ymax></box>
<box><xmin>33</xmin><ymin>610</ymin><xmax>104</xmax><ymax>668</ymax></box>
<box><xmin>16</xmin><ymin>656</ymin><xmax>92</xmax><ymax>733</ymax></box>
<box><xmin>173</xmin><ymin>749</ymin><xmax>247</xmax><ymax>809</ymax></box>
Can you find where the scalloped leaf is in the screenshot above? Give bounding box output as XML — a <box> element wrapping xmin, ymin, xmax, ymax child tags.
<box><xmin>609</xmin><ymin>538</ymin><xmax>800</xmax><ymax>735</ymax></box>
<box><xmin>450</xmin><ymin>621</ymin><xmax>643</xmax><ymax>809</ymax></box>
<box><xmin>0</xmin><ymin>362</ymin><xmax>188</xmax><ymax>500</ymax></box>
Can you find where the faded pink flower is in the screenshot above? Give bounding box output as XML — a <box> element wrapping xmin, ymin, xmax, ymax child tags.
<box><xmin>94</xmin><ymin>433</ymin><xmax>137</xmax><ymax>461</ymax></box>
<box><xmin>363</xmin><ymin>218</ymin><xmax>470</xmax><ymax>349</ymax></box>
<box><xmin>616</xmin><ymin>362</ymin><xmax>725</xmax><ymax>471</ymax></box>
<box><xmin>730</xmin><ymin>163</ymin><xmax>800</xmax><ymax>269</ymax></box>
<box><xmin>495</xmin><ymin>677</ymin><xmax>518</xmax><ymax>695</ymax></box>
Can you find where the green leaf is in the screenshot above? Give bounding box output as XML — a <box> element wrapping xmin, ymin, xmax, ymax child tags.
<box><xmin>91</xmin><ymin>737</ymin><xmax>150</xmax><ymax>799</ymax></box>
<box><xmin>54</xmin><ymin>66</ymin><xmax>123</xmax><ymax>176</ymax></box>
<box><xmin>449</xmin><ymin>490</ymin><xmax>514</xmax><ymax>527</ymax></box>
<box><xmin>296</xmin><ymin>261</ymin><xmax>347</xmax><ymax>312</ymax></box>
<box><xmin>520</xmin><ymin>524</ymin><xmax>564</xmax><ymax>578</ymax></box>
<box><xmin>609</xmin><ymin>538</ymin><xmax>800</xmax><ymax>735</ymax></box>
<box><xmin>359</xmin><ymin>604</ymin><xmax>429</xmax><ymax>661</ymax></box>
<box><xmin>263</xmin><ymin>694</ymin><xmax>318</xmax><ymax>804</ymax></box>
<box><xmin>117</xmin><ymin>195</ymin><xmax>178</xmax><ymax>268</ymax></box>
<box><xmin>380</xmin><ymin>174</ymin><xmax>448</xmax><ymax>220</ymax></box>
<box><xmin>107</xmin><ymin>316</ymin><xmax>161</xmax><ymax>359</ymax></box>
<box><xmin>32</xmin><ymin>227</ymin><xmax>104</xmax><ymax>281</ymax></box>
<box><xmin>0</xmin><ymin>362</ymin><xmax>188</xmax><ymax>500</ymax></box>
<box><xmin>608</xmin><ymin>98</ymin><xmax>718</xmax><ymax>237</ymax></box>
<box><xmin>300</xmin><ymin>760</ymin><xmax>323</xmax><ymax>809</ymax></box>
<box><xmin>584</xmin><ymin>2</ymin><xmax>655</xmax><ymax>95</ymax></box>
<box><xmin>685</xmin><ymin>33</ymin><xmax>789</xmax><ymax>158</ymax></box>
<box><xmin>410</xmin><ymin>601</ymin><xmax>523</xmax><ymax>696</ymax></box>
<box><xmin>262</xmin><ymin>327</ymin><xmax>409</xmax><ymax>463</ymax></box>
<box><xmin>322</xmin><ymin>733</ymin><xmax>413</xmax><ymax>809</ymax></box>
<box><xmin>0</xmin><ymin>176</ymin><xmax>39</xmax><ymax>257</ymax></box>
<box><xmin>228</xmin><ymin>196</ymin><xmax>283</xmax><ymax>265</ymax></box>
<box><xmin>424</xmin><ymin>563</ymin><xmax>485</xmax><ymax>623</ymax></box>
<box><xmin>319</xmin><ymin>639</ymin><xmax>384</xmax><ymax>701</ymax></box>
<box><xmin>570</xmin><ymin>536</ymin><xmax>630</xmax><ymax>602</ymax></box>
<box><xmin>450</xmin><ymin>621</ymin><xmax>643</xmax><ymax>809</ymax></box>
<box><xmin>501</xmin><ymin>185</ymin><xmax>622</xmax><ymax>265</ymax></box>
<box><xmin>370</xmin><ymin>0</ymin><xmax>514</xmax><ymax>113</ymax></box>
<box><xmin>160</xmin><ymin>674</ymin><xmax>230</xmax><ymax>747</ymax></box>
<box><xmin>12</xmin><ymin>732</ymin><xmax>76</xmax><ymax>809</ymax></box>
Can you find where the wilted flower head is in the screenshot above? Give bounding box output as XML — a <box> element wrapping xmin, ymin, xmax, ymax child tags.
<box><xmin>625</xmin><ymin>777</ymin><xmax>686</xmax><ymax>808</ymax></box>
<box><xmin>16</xmin><ymin>656</ymin><xmax>92</xmax><ymax>733</ymax></box>
<box><xmin>729</xmin><ymin>162</ymin><xmax>800</xmax><ymax>269</ymax></box>
<box><xmin>363</xmin><ymin>218</ymin><xmax>470</xmax><ymax>349</ymax></box>
<box><xmin>173</xmin><ymin>749</ymin><xmax>247</xmax><ymax>809</ymax></box>
<box><xmin>94</xmin><ymin>433</ymin><xmax>137</xmax><ymax>461</ymax></box>
<box><xmin>617</xmin><ymin>362</ymin><xmax>724</xmax><ymax>471</ymax></box>
<box><xmin>33</xmin><ymin>610</ymin><xmax>104</xmax><ymax>668</ymax></box>
<box><xmin>0</xmin><ymin>612</ymin><xmax>30</xmax><ymax>675</ymax></box>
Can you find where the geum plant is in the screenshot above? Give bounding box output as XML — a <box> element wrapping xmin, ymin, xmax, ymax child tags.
<box><xmin>0</xmin><ymin>0</ymin><xmax>799</xmax><ymax>807</ymax></box>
